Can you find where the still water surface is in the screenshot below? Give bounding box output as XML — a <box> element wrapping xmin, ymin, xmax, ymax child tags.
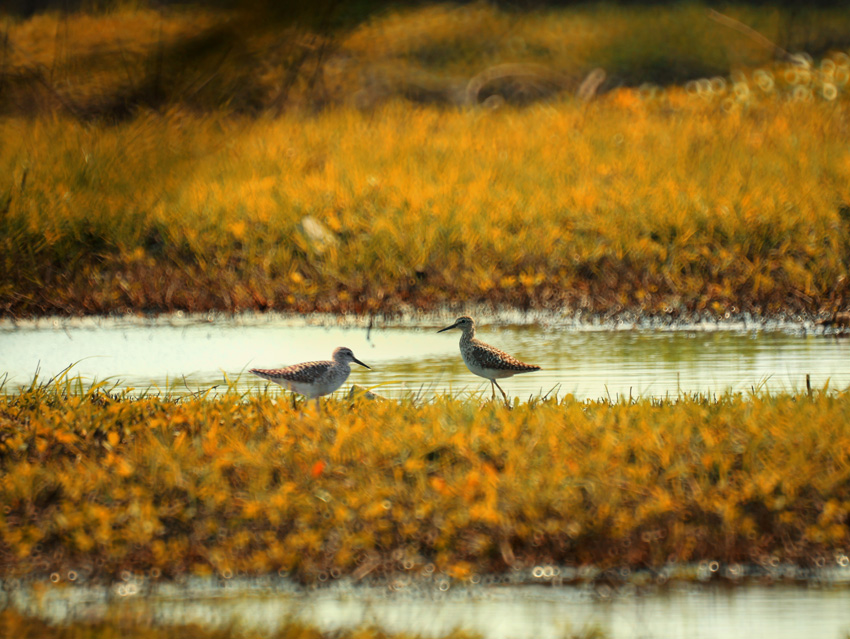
<box><xmin>8</xmin><ymin>577</ymin><xmax>850</xmax><ymax>639</ymax></box>
<box><xmin>1</xmin><ymin>313</ymin><xmax>849</xmax><ymax>399</ymax></box>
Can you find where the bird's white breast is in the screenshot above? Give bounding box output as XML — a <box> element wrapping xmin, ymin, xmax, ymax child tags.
<box><xmin>274</xmin><ymin>372</ymin><xmax>349</xmax><ymax>398</ymax></box>
<box><xmin>461</xmin><ymin>352</ymin><xmax>517</xmax><ymax>380</ymax></box>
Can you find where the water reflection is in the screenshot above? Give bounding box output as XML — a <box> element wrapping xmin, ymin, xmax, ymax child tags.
<box><xmin>0</xmin><ymin>314</ymin><xmax>848</xmax><ymax>400</ymax></box>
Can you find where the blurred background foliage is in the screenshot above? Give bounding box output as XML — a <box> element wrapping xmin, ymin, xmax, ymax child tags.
<box><xmin>2</xmin><ymin>1</ymin><xmax>850</xmax><ymax>317</ymax></box>
<box><xmin>3</xmin><ymin>0</ymin><xmax>850</xmax><ymax>118</ymax></box>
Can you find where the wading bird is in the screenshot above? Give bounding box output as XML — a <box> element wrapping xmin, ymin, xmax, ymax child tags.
<box><xmin>250</xmin><ymin>347</ymin><xmax>370</xmax><ymax>408</ymax></box>
<box><xmin>438</xmin><ymin>316</ymin><xmax>540</xmax><ymax>403</ymax></box>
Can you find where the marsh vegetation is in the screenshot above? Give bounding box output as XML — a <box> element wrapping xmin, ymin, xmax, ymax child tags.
<box><xmin>2</xmin><ymin>377</ymin><xmax>848</xmax><ymax>583</ymax></box>
<box><xmin>2</xmin><ymin>3</ymin><xmax>850</xmax><ymax>318</ymax></box>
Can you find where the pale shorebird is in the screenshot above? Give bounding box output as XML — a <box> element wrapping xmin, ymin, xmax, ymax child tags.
<box><xmin>250</xmin><ymin>347</ymin><xmax>370</xmax><ymax>407</ymax></box>
<box><xmin>438</xmin><ymin>316</ymin><xmax>540</xmax><ymax>402</ymax></box>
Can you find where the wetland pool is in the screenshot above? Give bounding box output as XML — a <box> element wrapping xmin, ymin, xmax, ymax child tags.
<box><xmin>1</xmin><ymin>313</ymin><xmax>849</xmax><ymax>400</ymax></box>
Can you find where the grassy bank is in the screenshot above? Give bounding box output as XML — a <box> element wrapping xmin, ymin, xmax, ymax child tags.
<box><xmin>3</xmin><ymin>91</ymin><xmax>850</xmax><ymax>317</ymax></box>
<box><xmin>2</xmin><ymin>4</ymin><xmax>850</xmax><ymax>318</ymax></box>
<box><xmin>1</xmin><ymin>379</ymin><xmax>849</xmax><ymax>582</ymax></box>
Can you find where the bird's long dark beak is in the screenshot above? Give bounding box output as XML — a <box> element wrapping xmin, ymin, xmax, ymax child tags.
<box><xmin>353</xmin><ymin>357</ymin><xmax>371</xmax><ymax>369</ymax></box>
<box><xmin>437</xmin><ymin>321</ymin><xmax>459</xmax><ymax>333</ymax></box>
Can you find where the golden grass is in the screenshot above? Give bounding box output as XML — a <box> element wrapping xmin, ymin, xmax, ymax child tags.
<box><xmin>3</xmin><ymin>87</ymin><xmax>850</xmax><ymax>316</ymax></box>
<box><xmin>2</xmin><ymin>3</ymin><xmax>850</xmax><ymax>317</ymax></box>
<box><xmin>1</xmin><ymin>378</ymin><xmax>849</xmax><ymax>582</ymax></box>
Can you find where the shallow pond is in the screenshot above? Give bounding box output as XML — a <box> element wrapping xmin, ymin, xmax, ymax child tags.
<box><xmin>6</xmin><ymin>572</ymin><xmax>850</xmax><ymax>639</ymax></box>
<box><xmin>1</xmin><ymin>313</ymin><xmax>849</xmax><ymax>400</ymax></box>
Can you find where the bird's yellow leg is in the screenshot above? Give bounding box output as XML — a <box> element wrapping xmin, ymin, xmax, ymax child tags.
<box><xmin>493</xmin><ymin>379</ymin><xmax>509</xmax><ymax>404</ymax></box>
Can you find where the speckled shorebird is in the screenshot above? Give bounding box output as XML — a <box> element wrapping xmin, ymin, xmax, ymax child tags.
<box><xmin>438</xmin><ymin>316</ymin><xmax>540</xmax><ymax>402</ymax></box>
<box><xmin>249</xmin><ymin>347</ymin><xmax>370</xmax><ymax>407</ymax></box>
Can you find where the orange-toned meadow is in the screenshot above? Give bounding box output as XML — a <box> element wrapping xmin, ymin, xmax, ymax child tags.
<box><xmin>3</xmin><ymin>89</ymin><xmax>850</xmax><ymax>317</ymax></box>
<box><xmin>2</xmin><ymin>380</ymin><xmax>849</xmax><ymax>583</ymax></box>
<box><xmin>2</xmin><ymin>4</ymin><xmax>850</xmax><ymax>318</ymax></box>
